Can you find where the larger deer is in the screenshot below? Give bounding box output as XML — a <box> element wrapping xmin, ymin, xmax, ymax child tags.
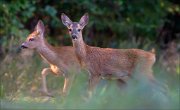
<box><xmin>21</xmin><ymin>20</ymin><xmax>81</xmax><ymax>96</ymax></box>
<box><xmin>61</xmin><ymin>13</ymin><xmax>165</xmax><ymax>93</ymax></box>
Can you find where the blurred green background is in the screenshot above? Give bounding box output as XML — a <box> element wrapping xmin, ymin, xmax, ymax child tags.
<box><xmin>0</xmin><ymin>0</ymin><xmax>179</xmax><ymax>109</ymax></box>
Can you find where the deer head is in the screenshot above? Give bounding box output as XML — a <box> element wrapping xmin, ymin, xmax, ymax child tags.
<box><xmin>21</xmin><ymin>20</ymin><xmax>45</xmax><ymax>49</ymax></box>
<box><xmin>61</xmin><ymin>13</ymin><xmax>89</xmax><ymax>41</ymax></box>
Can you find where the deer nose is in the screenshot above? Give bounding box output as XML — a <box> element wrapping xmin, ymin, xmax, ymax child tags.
<box><xmin>21</xmin><ymin>43</ymin><xmax>28</xmax><ymax>49</ymax></box>
<box><xmin>72</xmin><ymin>35</ymin><xmax>77</xmax><ymax>39</ymax></box>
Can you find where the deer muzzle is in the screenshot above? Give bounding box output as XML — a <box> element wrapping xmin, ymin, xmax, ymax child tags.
<box><xmin>72</xmin><ymin>35</ymin><xmax>77</xmax><ymax>39</ymax></box>
<box><xmin>21</xmin><ymin>43</ymin><xmax>28</xmax><ymax>49</ymax></box>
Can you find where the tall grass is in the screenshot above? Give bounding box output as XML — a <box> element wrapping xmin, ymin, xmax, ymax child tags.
<box><xmin>0</xmin><ymin>43</ymin><xmax>179</xmax><ymax>110</ymax></box>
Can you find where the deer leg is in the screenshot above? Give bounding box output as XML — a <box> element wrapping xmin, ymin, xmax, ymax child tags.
<box><xmin>138</xmin><ymin>63</ymin><xmax>167</xmax><ymax>95</ymax></box>
<box><xmin>147</xmin><ymin>72</ymin><xmax>168</xmax><ymax>95</ymax></box>
<box><xmin>88</xmin><ymin>75</ymin><xmax>101</xmax><ymax>96</ymax></box>
<box><xmin>116</xmin><ymin>79</ymin><xmax>127</xmax><ymax>89</ymax></box>
<box><xmin>62</xmin><ymin>74</ymin><xmax>75</xmax><ymax>96</ymax></box>
<box><xmin>41</xmin><ymin>68</ymin><xmax>53</xmax><ymax>96</ymax></box>
<box><xmin>62</xmin><ymin>77</ymin><xmax>70</xmax><ymax>95</ymax></box>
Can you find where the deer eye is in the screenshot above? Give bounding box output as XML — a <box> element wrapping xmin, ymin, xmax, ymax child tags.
<box><xmin>69</xmin><ymin>29</ymin><xmax>72</xmax><ymax>32</ymax></box>
<box><xmin>78</xmin><ymin>29</ymin><xmax>81</xmax><ymax>32</ymax></box>
<box><xmin>29</xmin><ymin>38</ymin><xmax>35</xmax><ymax>41</ymax></box>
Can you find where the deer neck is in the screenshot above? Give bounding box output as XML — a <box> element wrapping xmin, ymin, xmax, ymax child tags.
<box><xmin>73</xmin><ymin>37</ymin><xmax>87</xmax><ymax>62</ymax></box>
<box><xmin>36</xmin><ymin>39</ymin><xmax>57</xmax><ymax>64</ymax></box>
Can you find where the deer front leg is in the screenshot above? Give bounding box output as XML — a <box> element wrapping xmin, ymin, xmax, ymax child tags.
<box><xmin>62</xmin><ymin>74</ymin><xmax>75</xmax><ymax>96</ymax></box>
<box><xmin>41</xmin><ymin>68</ymin><xmax>52</xmax><ymax>96</ymax></box>
<box><xmin>88</xmin><ymin>75</ymin><xmax>101</xmax><ymax>96</ymax></box>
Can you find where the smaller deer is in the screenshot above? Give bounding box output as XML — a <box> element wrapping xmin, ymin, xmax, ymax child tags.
<box><xmin>21</xmin><ymin>20</ymin><xmax>81</xmax><ymax>96</ymax></box>
<box><xmin>61</xmin><ymin>13</ymin><xmax>165</xmax><ymax>93</ymax></box>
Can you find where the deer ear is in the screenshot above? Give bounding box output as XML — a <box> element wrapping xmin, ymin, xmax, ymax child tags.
<box><xmin>61</xmin><ymin>13</ymin><xmax>72</xmax><ymax>28</ymax></box>
<box><xmin>79</xmin><ymin>13</ymin><xmax>89</xmax><ymax>28</ymax></box>
<box><xmin>35</xmin><ymin>20</ymin><xmax>45</xmax><ymax>36</ymax></box>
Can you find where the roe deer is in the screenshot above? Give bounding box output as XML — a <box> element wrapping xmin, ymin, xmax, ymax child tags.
<box><xmin>61</xmin><ymin>13</ymin><xmax>165</xmax><ymax>93</ymax></box>
<box><xmin>21</xmin><ymin>20</ymin><xmax>80</xmax><ymax>96</ymax></box>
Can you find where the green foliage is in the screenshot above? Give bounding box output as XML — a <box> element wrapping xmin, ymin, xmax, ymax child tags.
<box><xmin>0</xmin><ymin>84</ymin><xmax>4</xmax><ymax>98</ymax></box>
<box><xmin>176</xmin><ymin>65</ymin><xmax>180</xmax><ymax>74</ymax></box>
<box><xmin>0</xmin><ymin>1</ymin><xmax>179</xmax><ymax>109</ymax></box>
<box><xmin>0</xmin><ymin>0</ymin><xmax>174</xmax><ymax>54</ymax></box>
<box><xmin>0</xmin><ymin>60</ymin><xmax>179</xmax><ymax>109</ymax></box>
<box><xmin>0</xmin><ymin>51</ymin><xmax>179</xmax><ymax>109</ymax></box>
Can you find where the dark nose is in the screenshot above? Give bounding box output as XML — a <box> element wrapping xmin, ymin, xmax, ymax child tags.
<box><xmin>21</xmin><ymin>43</ymin><xmax>28</xmax><ymax>49</ymax></box>
<box><xmin>72</xmin><ymin>35</ymin><xmax>77</xmax><ymax>39</ymax></box>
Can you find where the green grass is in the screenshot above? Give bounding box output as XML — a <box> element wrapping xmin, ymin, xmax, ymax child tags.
<box><xmin>0</xmin><ymin>51</ymin><xmax>179</xmax><ymax>109</ymax></box>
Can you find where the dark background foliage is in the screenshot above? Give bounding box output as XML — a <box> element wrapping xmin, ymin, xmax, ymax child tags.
<box><xmin>0</xmin><ymin>0</ymin><xmax>179</xmax><ymax>109</ymax></box>
<box><xmin>0</xmin><ymin>0</ymin><xmax>179</xmax><ymax>53</ymax></box>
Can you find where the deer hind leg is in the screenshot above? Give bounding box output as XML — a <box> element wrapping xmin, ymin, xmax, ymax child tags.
<box><xmin>138</xmin><ymin>59</ymin><xmax>167</xmax><ymax>95</ymax></box>
<box><xmin>147</xmin><ymin>72</ymin><xmax>168</xmax><ymax>95</ymax></box>
<box><xmin>41</xmin><ymin>68</ymin><xmax>53</xmax><ymax>96</ymax></box>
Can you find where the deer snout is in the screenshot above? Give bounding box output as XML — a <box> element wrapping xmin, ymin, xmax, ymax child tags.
<box><xmin>72</xmin><ymin>35</ymin><xmax>77</xmax><ymax>39</ymax></box>
<box><xmin>21</xmin><ymin>43</ymin><xmax>28</xmax><ymax>49</ymax></box>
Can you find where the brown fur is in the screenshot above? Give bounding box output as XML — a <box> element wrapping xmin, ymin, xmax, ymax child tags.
<box><xmin>74</xmin><ymin>40</ymin><xmax>155</xmax><ymax>80</ymax></box>
<box><xmin>61</xmin><ymin>13</ymin><xmax>157</xmax><ymax>92</ymax></box>
<box><xmin>21</xmin><ymin>20</ymin><xmax>80</xmax><ymax>96</ymax></box>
